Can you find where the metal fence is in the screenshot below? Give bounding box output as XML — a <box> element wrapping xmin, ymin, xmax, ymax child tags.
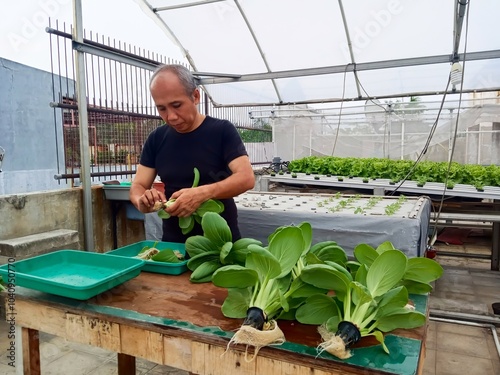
<box><xmin>47</xmin><ymin>20</ymin><xmax>273</xmax><ymax>184</ymax></box>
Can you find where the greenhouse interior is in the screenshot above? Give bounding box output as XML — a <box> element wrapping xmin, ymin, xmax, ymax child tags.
<box><xmin>1</xmin><ymin>1</ymin><xmax>500</xmax><ymax>374</ymax></box>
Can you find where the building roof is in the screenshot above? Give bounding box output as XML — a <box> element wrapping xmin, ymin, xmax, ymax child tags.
<box><xmin>134</xmin><ymin>0</ymin><xmax>500</xmax><ymax>106</ymax></box>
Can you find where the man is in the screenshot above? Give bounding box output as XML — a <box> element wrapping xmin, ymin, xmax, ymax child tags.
<box><xmin>130</xmin><ymin>64</ymin><xmax>255</xmax><ymax>243</ymax></box>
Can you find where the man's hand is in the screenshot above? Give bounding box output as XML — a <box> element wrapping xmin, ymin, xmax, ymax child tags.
<box><xmin>165</xmin><ymin>186</ymin><xmax>210</xmax><ymax>217</ymax></box>
<box><xmin>136</xmin><ymin>187</ymin><xmax>167</xmax><ymax>213</ymax></box>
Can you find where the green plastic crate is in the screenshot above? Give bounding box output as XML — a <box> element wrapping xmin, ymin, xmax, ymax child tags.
<box><xmin>0</xmin><ymin>250</ymin><xmax>144</xmax><ymax>300</ymax></box>
<box><xmin>106</xmin><ymin>241</ymin><xmax>188</xmax><ymax>275</ymax></box>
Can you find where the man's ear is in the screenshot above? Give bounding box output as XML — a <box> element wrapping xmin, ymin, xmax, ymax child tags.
<box><xmin>192</xmin><ymin>88</ymin><xmax>201</xmax><ymax>104</ymax></box>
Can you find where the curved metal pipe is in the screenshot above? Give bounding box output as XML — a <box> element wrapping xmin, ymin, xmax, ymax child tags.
<box><xmin>430</xmin><ymin>314</ymin><xmax>500</xmax><ymax>361</ymax></box>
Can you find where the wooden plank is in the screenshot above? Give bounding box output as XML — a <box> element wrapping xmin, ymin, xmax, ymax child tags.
<box><xmin>201</xmin><ymin>343</ymin><xmax>256</xmax><ymax>375</ymax></box>
<box><xmin>117</xmin><ymin>352</ymin><xmax>136</xmax><ymax>375</ymax></box>
<box><xmin>416</xmin><ymin>341</ymin><xmax>426</xmax><ymax>375</ymax></box>
<box><xmin>16</xmin><ymin>300</ymin><xmax>67</xmax><ymax>336</ymax></box>
<box><xmin>190</xmin><ymin>341</ymin><xmax>206</xmax><ymax>375</ymax></box>
<box><xmin>65</xmin><ymin>313</ymin><xmax>121</xmax><ymax>352</ymax></box>
<box><xmin>255</xmin><ymin>356</ymin><xmax>282</xmax><ymax>375</ymax></box>
<box><xmin>162</xmin><ymin>335</ymin><xmax>194</xmax><ymax>371</ymax></box>
<box><xmin>120</xmin><ymin>325</ymin><xmax>163</xmax><ymax>364</ymax></box>
<box><xmin>22</xmin><ymin>328</ymin><xmax>40</xmax><ymax>375</ymax></box>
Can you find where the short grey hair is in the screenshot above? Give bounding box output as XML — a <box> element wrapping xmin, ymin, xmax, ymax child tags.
<box><xmin>150</xmin><ymin>64</ymin><xmax>198</xmax><ymax>96</ymax></box>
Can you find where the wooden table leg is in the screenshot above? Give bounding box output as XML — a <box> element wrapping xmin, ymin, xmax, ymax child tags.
<box><xmin>22</xmin><ymin>328</ymin><xmax>40</xmax><ymax>375</ymax></box>
<box><xmin>117</xmin><ymin>353</ymin><xmax>136</xmax><ymax>375</ymax></box>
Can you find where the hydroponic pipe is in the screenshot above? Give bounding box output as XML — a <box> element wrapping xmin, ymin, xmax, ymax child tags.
<box><xmin>429</xmin><ymin>316</ymin><xmax>500</xmax><ymax>361</ymax></box>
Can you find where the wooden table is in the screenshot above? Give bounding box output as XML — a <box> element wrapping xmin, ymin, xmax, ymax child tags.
<box><xmin>12</xmin><ymin>272</ymin><xmax>428</xmax><ymax>375</ymax></box>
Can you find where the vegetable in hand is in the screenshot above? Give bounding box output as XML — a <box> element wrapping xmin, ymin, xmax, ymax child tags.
<box><xmin>155</xmin><ymin>167</ymin><xmax>224</xmax><ymax>235</ymax></box>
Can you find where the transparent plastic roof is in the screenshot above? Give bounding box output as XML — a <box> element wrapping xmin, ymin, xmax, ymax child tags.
<box><xmin>136</xmin><ymin>0</ymin><xmax>500</xmax><ymax>106</ymax></box>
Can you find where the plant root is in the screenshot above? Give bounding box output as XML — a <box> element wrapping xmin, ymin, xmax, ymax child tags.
<box><xmin>135</xmin><ymin>248</ymin><xmax>159</xmax><ymax>260</ymax></box>
<box><xmin>224</xmin><ymin>320</ymin><xmax>285</xmax><ymax>362</ymax></box>
<box><xmin>317</xmin><ymin>324</ymin><xmax>352</xmax><ymax>359</ymax></box>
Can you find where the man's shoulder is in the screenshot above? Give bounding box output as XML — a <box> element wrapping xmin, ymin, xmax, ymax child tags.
<box><xmin>204</xmin><ymin>116</ymin><xmax>234</xmax><ymax>128</ymax></box>
<box><xmin>148</xmin><ymin>124</ymin><xmax>169</xmax><ymax>138</ymax></box>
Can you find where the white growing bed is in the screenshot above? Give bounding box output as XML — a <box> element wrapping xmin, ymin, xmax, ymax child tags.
<box><xmin>235</xmin><ymin>191</ymin><xmax>431</xmax><ymax>258</ymax></box>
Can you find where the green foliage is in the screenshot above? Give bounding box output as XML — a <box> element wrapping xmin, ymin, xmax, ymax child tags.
<box><xmin>296</xmin><ymin>241</ymin><xmax>443</xmax><ymax>354</ymax></box>
<box><xmin>184</xmin><ymin>212</ymin><xmax>263</xmax><ymax>283</ymax></box>
<box><xmin>211</xmin><ymin>222</ymin><xmax>343</xmax><ymax>322</ymax></box>
<box><xmin>288</xmin><ymin>156</ymin><xmax>500</xmax><ymax>187</ymax></box>
<box><xmin>237</xmin><ymin>122</ymin><xmax>272</xmax><ymax>143</ymax></box>
<box><xmin>157</xmin><ymin>168</ymin><xmax>224</xmax><ymax>235</ymax></box>
<box><xmin>151</xmin><ymin>249</ymin><xmax>184</xmax><ymax>263</ymax></box>
<box><xmin>97</xmin><ymin>149</ymin><xmax>114</xmax><ymax>164</ymax></box>
<box><xmin>115</xmin><ymin>149</ymin><xmax>128</xmax><ymax>164</ymax></box>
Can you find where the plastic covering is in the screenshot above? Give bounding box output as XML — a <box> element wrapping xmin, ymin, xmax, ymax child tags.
<box><xmin>271</xmin><ymin>99</ymin><xmax>500</xmax><ymax>163</ymax></box>
<box><xmin>136</xmin><ymin>0</ymin><xmax>500</xmax><ymax>106</ymax></box>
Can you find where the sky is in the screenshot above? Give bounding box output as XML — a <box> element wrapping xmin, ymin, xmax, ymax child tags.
<box><xmin>1</xmin><ymin>0</ymin><xmax>186</xmax><ymax>73</ymax></box>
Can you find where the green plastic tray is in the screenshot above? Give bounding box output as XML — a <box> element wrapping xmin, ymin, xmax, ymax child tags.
<box><xmin>0</xmin><ymin>250</ymin><xmax>144</xmax><ymax>300</ymax></box>
<box><xmin>106</xmin><ymin>241</ymin><xmax>188</xmax><ymax>275</ymax></box>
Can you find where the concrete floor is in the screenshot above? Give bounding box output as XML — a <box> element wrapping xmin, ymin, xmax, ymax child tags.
<box><xmin>1</xmin><ymin>229</ymin><xmax>499</xmax><ymax>375</ymax></box>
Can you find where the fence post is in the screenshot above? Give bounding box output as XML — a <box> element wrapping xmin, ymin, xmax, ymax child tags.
<box><xmin>73</xmin><ymin>0</ymin><xmax>95</xmax><ymax>251</ymax></box>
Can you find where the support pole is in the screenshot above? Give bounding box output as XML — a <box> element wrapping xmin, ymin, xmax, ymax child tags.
<box><xmin>73</xmin><ymin>0</ymin><xmax>95</xmax><ymax>251</ymax></box>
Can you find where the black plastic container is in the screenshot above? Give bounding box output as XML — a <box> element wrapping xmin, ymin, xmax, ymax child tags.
<box><xmin>243</xmin><ymin>307</ymin><xmax>266</xmax><ymax>330</ymax></box>
<box><xmin>336</xmin><ymin>321</ymin><xmax>361</xmax><ymax>347</ymax></box>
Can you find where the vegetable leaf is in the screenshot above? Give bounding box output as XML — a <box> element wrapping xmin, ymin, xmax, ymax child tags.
<box><xmin>354</xmin><ymin>243</ymin><xmax>379</xmax><ymax>267</ymax></box>
<box><xmin>185</xmin><ymin>236</ymin><xmax>218</xmax><ymax>257</ymax></box>
<box><xmin>246</xmin><ymin>250</ymin><xmax>281</xmax><ymax>282</ymax></box>
<box><xmin>296</xmin><ymin>294</ymin><xmax>341</xmax><ymax>325</ymax></box>
<box><xmin>201</xmin><ymin>212</ymin><xmax>232</xmax><ymax>247</ymax></box>
<box><xmin>221</xmin><ymin>288</ymin><xmax>252</xmax><ymax>318</ymax></box>
<box><xmin>151</xmin><ymin>249</ymin><xmax>182</xmax><ymax>263</ymax></box>
<box><xmin>267</xmin><ymin>226</ymin><xmax>304</xmax><ymax>278</ymax></box>
<box><xmin>366</xmin><ymin>250</ymin><xmax>407</xmax><ymax>297</ymax></box>
<box><xmin>212</xmin><ymin>265</ymin><xmax>258</xmax><ymax>288</ymax></box>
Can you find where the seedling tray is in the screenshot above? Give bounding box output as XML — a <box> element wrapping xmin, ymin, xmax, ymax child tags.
<box><xmin>0</xmin><ymin>250</ymin><xmax>144</xmax><ymax>300</ymax></box>
<box><xmin>102</xmin><ymin>183</ymin><xmax>131</xmax><ymax>201</ymax></box>
<box><xmin>106</xmin><ymin>241</ymin><xmax>188</xmax><ymax>275</ymax></box>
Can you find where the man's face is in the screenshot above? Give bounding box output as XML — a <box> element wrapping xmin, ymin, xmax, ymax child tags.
<box><xmin>150</xmin><ymin>71</ymin><xmax>201</xmax><ymax>133</ymax></box>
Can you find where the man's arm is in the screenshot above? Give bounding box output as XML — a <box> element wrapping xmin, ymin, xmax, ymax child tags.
<box><xmin>203</xmin><ymin>155</ymin><xmax>255</xmax><ymax>199</ymax></box>
<box><xmin>166</xmin><ymin>155</ymin><xmax>255</xmax><ymax>217</ymax></box>
<box><xmin>129</xmin><ymin>164</ymin><xmax>166</xmax><ymax>213</ymax></box>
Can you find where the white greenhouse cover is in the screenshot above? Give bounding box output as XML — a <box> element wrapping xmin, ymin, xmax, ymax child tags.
<box><xmin>135</xmin><ymin>0</ymin><xmax>500</xmax><ymax>106</ymax></box>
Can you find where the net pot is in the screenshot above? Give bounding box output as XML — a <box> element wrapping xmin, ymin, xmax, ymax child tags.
<box><xmin>243</xmin><ymin>307</ymin><xmax>267</xmax><ymax>330</ymax></box>
<box><xmin>336</xmin><ymin>321</ymin><xmax>361</xmax><ymax>348</ymax></box>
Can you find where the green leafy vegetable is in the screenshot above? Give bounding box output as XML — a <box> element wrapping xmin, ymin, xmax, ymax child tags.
<box><xmin>135</xmin><ymin>242</ymin><xmax>185</xmax><ymax>263</ymax></box>
<box><xmin>212</xmin><ymin>222</ymin><xmax>331</xmax><ymax>324</ymax></box>
<box><xmin>184</xmin><ymin>212</ymin><xmax>263</xmax><ymax>283</ymax></box>
<box><xmin>156</xmin><ymin>167</ymin><xmax>225</xmax><ymax>235</ymax></box>
<box><xmin>210</xmin><ymin>221</ymin><xmax>342</xmax><ymax>360</ymax></box>
<box><xmin>151</xmin><ymin>249</ymin><xmax>184</xmax><ymax>263</ymax></box>
<box><xmin>296</xmin><ymin>241</ymin><xmax>443</xmax><ymax>359</ymax></box>
<box><xmin>288</xmin><ymin>155</ymin><xmax>500</xmax><ymax>187</ymax></box>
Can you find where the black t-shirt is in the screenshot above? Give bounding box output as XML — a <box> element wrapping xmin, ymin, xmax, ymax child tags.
<box><xmin>140</xmin><ymin>116</ymin><xmax>248</xmax><ymax>243</ymax></box>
